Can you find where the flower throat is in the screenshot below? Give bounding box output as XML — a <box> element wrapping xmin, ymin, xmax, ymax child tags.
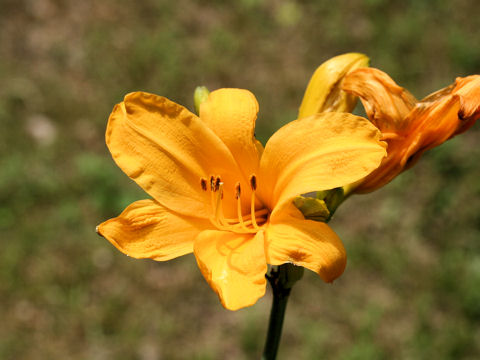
<box><xmin>200</xmin><ymin>174</ymin><xmax>268</xmax><ymax>234</ymax></box>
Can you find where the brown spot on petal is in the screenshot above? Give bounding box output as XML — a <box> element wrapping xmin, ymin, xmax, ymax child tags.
<box><xmin>288</xmin><ymin>250</ymin><xmax>310</xmax><ymax>263</ymax></box>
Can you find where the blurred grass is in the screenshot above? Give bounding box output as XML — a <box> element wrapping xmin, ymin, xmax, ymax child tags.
<box><xmin>1</xmin><ymin>0</ymin><xmax>480</xmax><ymax>359</ymax></box>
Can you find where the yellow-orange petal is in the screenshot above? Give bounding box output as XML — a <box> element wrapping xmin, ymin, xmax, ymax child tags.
<box><xmin>265</xmin><ymin>202</ymin><xmax>346</xmax><ymax>282</ymax></box>
<box><xmin>97</xmin><ymin>199</ymin><xmax>211</xmax><ymax>261</ymax></box>
<box><xmin>257</xmin><ymin>112</ymin><xmax>386</xmax><ymax>211</ymax></box>
<box><xmin>194</xmin><ymin>230</ymin><xmax>267</xmax><ymax>311</ymax></box>
<box><xmin>299</xmin><ymin>53</ymin><xmax>370</xmax><ymax>118</ymax></box>
<box><xmin>342</xmin><ymin>67</ymin><xmax>418</xmax><ymax>133</ymax></box>
<box><xmin>106</xmin><ymin>91</ymin><xmax>243</xmax><ymax>218</ymax></box>
<box><xmin>200</xmin><ymin>88</ymin><xmax>261</xmax><ymax>177</ymax></box>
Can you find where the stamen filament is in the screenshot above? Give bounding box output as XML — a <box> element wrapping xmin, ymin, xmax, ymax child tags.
<box><xmin>205</xmin><ymin>174</ymin><xmax>267</xmax><ymax>234</ymax></box>
<box><xmin>225</xmin><ymin>208</ymin><xmax>269</xmax><ymax>222</ymax></box>
<box><xmin>251</xmin><ymin>189</ymin><xmax>259</xmax><ymax>230</ymax></box>
<box><xmin>210</xmin><ymin>182</ymin><xmax>216</xmax><ymax>215</ymax></box>
<box><xmin>241</xmin><ymin>216</ymin><xmax>268</xmax><ymax>227</ymax></box>
<box><xmin>215</xmin><ymin>182</ymin><xmax>227</xmax><ymax>226</ymax></box>
<box><xmin>208</xmin><ymin>175</ymin><xmax>228</xmax><ymax>231</ymax></box>
<box><xmin>234</xmin><ymin>182</ymin><xmax>255</xmax><ymax>232</ymax></box>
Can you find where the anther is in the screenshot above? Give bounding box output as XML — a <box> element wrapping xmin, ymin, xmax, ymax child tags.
<box><xmin>215</xmin><ymin>177</ymin><xmax>221</xmax><ymax>192</ymax></box>
<box><xmin>200</xmin><ymin>178</ymin><xmax>208</xmax><ymax>191</ymax></box>
<box><xmin>210</xmin><ymin>176</ymin><xmax>215</xmax><ymax>191</ymax></box>
<box><xmin>235</xmin><ymin>182</ymin><xmax>241</xmax><ymax>199</ymax></box>
<box><xmin>249</xmin><ymin>175</ymin><xmax>259</xmax><ymax>230</ymax></box>
<box><xmin>250</xmin><ymin>175</ymin><xmax>257</xmax><ymax>190</ymax></box>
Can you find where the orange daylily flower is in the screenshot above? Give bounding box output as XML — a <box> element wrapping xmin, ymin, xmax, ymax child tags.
<box><xmin>341</xmin><ymin>67</ymin><xmax>480</xmax><ymax>193</ymax></box>
<box><xmin>96</xmin><ymin>89</ymin><xmax>386</xmax><ymax>310</ymax></box>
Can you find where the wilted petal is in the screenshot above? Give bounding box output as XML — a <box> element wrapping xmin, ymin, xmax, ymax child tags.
<box><xmin>354</xmin><ymin>93</ymin><xmax>462</xmax><ymax>193</ymax></box>
<box><xmin>452</xmin><ymin>75</ymin><xmax>480</xmax><ymax>133</ymax></box>
<box><xmin>342</xmin><ymin>67</ymin><xmax>417</xmax><ymax>132</ymax></box>
<box><xmin>414</xmin><ymin>75</ymin><xmax>480</xmax><ymax>138</ymax></box>
<box><xmin>404</xmin><ymin>95</ymin><xmax>461</xmax><ymax>160</ymax></box>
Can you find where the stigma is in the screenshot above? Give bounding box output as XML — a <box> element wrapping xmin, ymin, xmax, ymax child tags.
<box><xmin>200</xmin><ymin>174</ymin><xmax>268</xmax><ymax>234</ymax></box>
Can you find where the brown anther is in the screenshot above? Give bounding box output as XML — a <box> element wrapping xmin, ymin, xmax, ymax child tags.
<box><xmin>210</xmin><ymin>176</ymin><xmax>215</xmax><ymax>191</ymax></box>
<box><xmin>249</xmin><ymin>175</ymin><xmax>257</xmax><ymax>191</ymax></box>
<box><xmin>200</xmin><ymin>178</ymin><xmax>208</xmax><ymax>191</ymax></box>
<box><xmin>235</xmin><ymin>182</ymin><xmax>241</xmax><ymax>199</ymax></box>
<box><xmin>215</xmin><ymin>177</ymin><xmax>221</xmax><ymax>192</ymax></box>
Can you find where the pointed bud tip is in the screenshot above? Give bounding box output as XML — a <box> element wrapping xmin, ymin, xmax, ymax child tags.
<box><xmin>299</xmin><ymin>52</ymin><xmax>370</xmax><ymax>118</ymax></box>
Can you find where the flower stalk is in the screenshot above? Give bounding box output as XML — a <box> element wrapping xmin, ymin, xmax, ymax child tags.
<box><xmin>262</xmin><ymin>187</ymin><xmax>349</xmax><ymax>359</ymax></box>
<box><xmin>262</xmin><ymin>263</ymin><xmax>304</xmax><ymax>360</ymax></box>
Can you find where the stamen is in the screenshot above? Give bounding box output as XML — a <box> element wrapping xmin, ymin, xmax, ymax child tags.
<box><xmin>209</xmin><ymin>175</ymin><xmax>217</xmax><ymax>223</ymax></box>
<box><xmin>250</xmin><ymin>175</ymin><xmax>257</xmax><ymax>190</ymax></box>
<box><xmin>214</xmin><ymin>182</ymin><xmax>232</xmax><ymax>229</ymax></box>
<box><xmin>210</xmin><ymin>176</ymin><xmax>215</xmax><ymax>191</ymax></box>
<box><xmin>200</xmin><ymin>178</ymin><xmax>208</xmax><ymax>191</ymax></box>
<box><xmin>235</xmin><ymin>183</ymin><xmax>242</xmax><ymax>222</ymax></box>
<box><xmin>214</xmin><ymin>182</ymin><xmax>224</xmax><ymax>220</ymax></box>
<box><xmin>207</xmin><ymin>179</ymin><xmax>226</xmax><ymax>231</ymax></box>
<box><xmin>206</xmin><ymin>174</ymin><xmax>268</xmax><ymax>234</ymax></box>
<box><xmin>235</xmin><ymin>182</ymin><xmax>241</xmax><ymax>199</ymax></box>
<box><xmin>249</xmin><ymin>174</ymin><xmax>259</xmax><ymax>230</ymax></box>
<box><xmin>234</xmin><ymin>182</ymin><xmax>251</xmax><ymax>232</ymax></box>
<box><xmin>251</xmin><ymin>193</ymin><xmax>259</xmax><ymax>229</ymax></box>
<box><xmin>237</xmin><ymin>208</ymin><xmax>269</xmax><ymax>222</ymax></box>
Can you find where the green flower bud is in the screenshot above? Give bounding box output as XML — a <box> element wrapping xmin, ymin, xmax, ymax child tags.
<box><xmin>194</xmin><ymin>86</ymin><xmax>210</xmax><ymax>115</ymax></box>
<box><xmin>293</xmin><ymin>195</ymin><xmax>330</xmax><ymax>222</ymax></box>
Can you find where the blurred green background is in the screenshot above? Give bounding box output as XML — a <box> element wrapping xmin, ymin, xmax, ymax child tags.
<box><xmin>1</xmin><ymin>0</ymin><xmax>480</xmax><ymax>359</ymax></box>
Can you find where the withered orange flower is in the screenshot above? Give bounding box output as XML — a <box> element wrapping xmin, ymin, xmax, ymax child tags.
<box><xmin>341</xmin><ymin>67</ymin><xmax>480</xmax><ymax>193</ymax></box>
<box><xmin>96</xmin><ymin>88</ymin><xmax>386</xmax><ymax>310</ymax></box>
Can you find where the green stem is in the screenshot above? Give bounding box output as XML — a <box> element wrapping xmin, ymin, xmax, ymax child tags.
<box><xmin>261</xmin><ymin>188</ymin><xmax>345</xmax><ymax>359</ymax></box>
<box><xmin>262</xmin><ymin>264</ymin><xmax>303</xmax><ymax>360</ymax></box>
